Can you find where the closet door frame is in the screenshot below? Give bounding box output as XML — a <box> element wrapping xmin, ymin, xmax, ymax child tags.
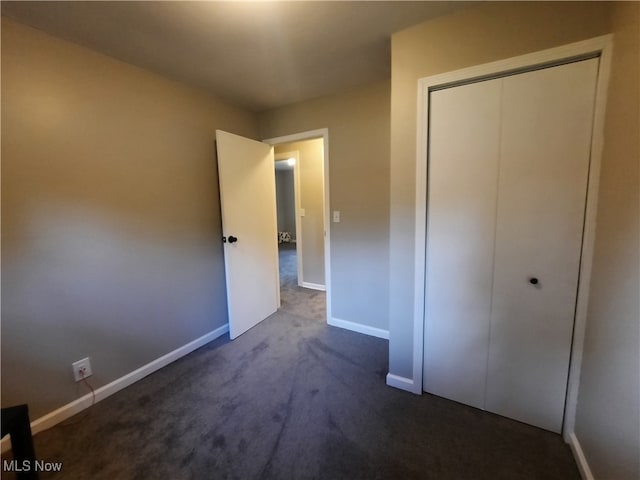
<box><xmin>409</xmin><ymin>35</ymin><xmax>613</xmax><ymax>441</ymax></box>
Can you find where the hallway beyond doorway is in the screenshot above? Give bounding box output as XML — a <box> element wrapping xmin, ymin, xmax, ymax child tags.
<box><xmin>278</xmin><ymin>243</ymin><xmax>326</xmax><ymax>321</ymax></box>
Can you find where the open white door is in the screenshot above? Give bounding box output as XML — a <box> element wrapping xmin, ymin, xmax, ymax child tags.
<box><xmin>216</xmin><ymin>130</ymin><xmax>279</xmax><ymax>339</ymax></box>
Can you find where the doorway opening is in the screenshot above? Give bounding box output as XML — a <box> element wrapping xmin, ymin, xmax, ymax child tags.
<box><xmin>274</xmin><ymin>151</ymin><xmax>302</xmax><ymax>288</ymax></box>
<box><xmin>266</xmin><ymin>130</ymin><xmax>331</xmax><ymax>323</ymax></box>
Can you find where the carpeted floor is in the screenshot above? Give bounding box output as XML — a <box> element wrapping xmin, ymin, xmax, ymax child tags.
<box><xmin>2</xmin><ymin>247</ymin><xmax>580</xmax><ymax>479</ymax></box>
<box><xmin>278</xmin><ymin>243</ymin><xmax>326</xmax><ymax>320</ymax></box>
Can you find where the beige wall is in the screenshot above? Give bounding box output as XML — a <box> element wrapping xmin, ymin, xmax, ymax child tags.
<box><xmin>275</xmin><ymin>139</ymin><xmax>325</xmax><ymax>286</ymax></box>
<box><xmin>389</xmin><ymin>2</ymin><xmax>638</xmax><ymax>479</ymax></box>
<box><xmin>389</xmin><ymin>0</ymin><xmax>610</xmax><ymax>375</ymax></box>
<box><xmin>261</xmin><ymin>81</ymin><xmax>390</xmax><ymax>331</ymax></box>
<box><xmin>1</xmin><ymin>18</ymin><xmax>259</xmax><ymax>417</ymax></box>
<box><xmin>5</xmin><ymin>8</ymin><xmax>636</xmax><ymax>476</ymax></box>
<box><xmin>275</xmin><ymin>168</ymin><xmax>296</xmax><ymax>236</ymax></box>
<box><xmin>574</xmin><ymin>3</ymin><xmax>640</xmax><ymax>480</ymax></box>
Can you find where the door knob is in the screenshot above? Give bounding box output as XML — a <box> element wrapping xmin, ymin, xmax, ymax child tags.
<box><xmin>529</xmin><ymin>277</ymin><xmax>539</xmax><ymax>285</ymax></box>
<box><xmin>228</xmin><ymin>236</ymin><xmax>238</xmax><ymax>244</ymax></box>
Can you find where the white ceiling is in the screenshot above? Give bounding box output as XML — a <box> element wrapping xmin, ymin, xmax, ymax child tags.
<box><xmin>1</xmin><ymin>1</ymin><xmax>473</xmax><ymax>112</ymax></box>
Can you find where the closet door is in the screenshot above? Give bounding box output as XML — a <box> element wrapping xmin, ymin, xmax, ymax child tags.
<box><xmin>485</xmin><ymin>59</ymin><xmax>599</xmax><ymax>432</ymax></box>
<box><xmin>423</xmin><ymin>79</ymin><xmax>502</xmax><ymax>409</ymax></box>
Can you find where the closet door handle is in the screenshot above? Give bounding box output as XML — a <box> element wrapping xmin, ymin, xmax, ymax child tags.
<box><xmin>529</xmin><ymin>277</ymin><xmax>539</xmax><ymax>285</ymax></box>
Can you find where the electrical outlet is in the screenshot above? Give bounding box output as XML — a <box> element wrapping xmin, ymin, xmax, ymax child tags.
<box><xmin>72</xmin><ymin>357</ymin><xmax>93</xmax><ymax>382</ymax></box>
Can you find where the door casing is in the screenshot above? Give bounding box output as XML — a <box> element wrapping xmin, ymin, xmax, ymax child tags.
<box><xmin>390</xmin><ymin>35</ymin><xmax>613</xmax><ymax>441</ymax></box>
<box><xmin>264</xmin><ymin>129</ymin><xmax>332</xmax><ymax>323</ymax></box>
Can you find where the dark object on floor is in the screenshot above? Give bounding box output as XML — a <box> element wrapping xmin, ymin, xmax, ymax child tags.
<box><xmin>1</xmin><ymin>404</ymin><xmax>39</xmax><ymax>480</ymax></box>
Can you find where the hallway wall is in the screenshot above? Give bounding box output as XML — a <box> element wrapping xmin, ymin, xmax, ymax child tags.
<box><xmin>275</xmin><ymin>140</ymin><xmax>325</xmax><ymax>287</ymax></box>
<box><xmin>275</xmin><ymin>168</ymin><xmax>296</xmax><ymax>237</ymax></box>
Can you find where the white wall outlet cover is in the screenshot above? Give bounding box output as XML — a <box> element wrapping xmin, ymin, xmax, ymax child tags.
<box><xmin>300</xmin><ymin>208</ymin><xmax>305</xmax><ymax>216</ymax></box>
<box><xmin>72</xmin><ymin>357</ymin><xmax>93</xmax><ymax>382</ymax></box>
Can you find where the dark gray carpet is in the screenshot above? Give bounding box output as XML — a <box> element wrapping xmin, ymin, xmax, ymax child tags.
<box><xmin>2</xmin><ymin>252</ymin><xmax>580</xmax><ymax>479</ymax></box>
<box><xmin>278</xmin><ymin>243</ymin><xmax>326</xmax><ymax>320</ymax></box>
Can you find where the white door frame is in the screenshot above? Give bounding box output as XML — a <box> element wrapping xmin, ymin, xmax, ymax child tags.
<box><xmin>408</xmin><ymin>36</ymin><xmax>612</xmax><ymax>441</ymax></box>
<box><xmin>263</xmin><ymin>129</ymin><xmax>332</xmax><ymax>323</ymax></box>
<box><xmin>274</xmin><ymin>150</ymin><xmax>304</xmax><ymax>288</ymax></box>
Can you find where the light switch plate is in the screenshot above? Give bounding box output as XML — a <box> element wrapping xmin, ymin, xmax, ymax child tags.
<box><xmin>333</xmin><ymin>211</ymin><xmax>340</xmax><ymax>223</ymax></box>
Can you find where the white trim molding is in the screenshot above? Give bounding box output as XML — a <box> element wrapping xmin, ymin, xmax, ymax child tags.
<box><xmin>329</xmin><ymin>317</ymin><xmax>389</xmax><ymax>340</ymax></box>
<box><xmin>301</xmin><ymin>281</ymin><xmax>326</xmax><ymax>291</ymax></box>
<box><xmin>562</xmin><ymin>37</ymin><xmax>613</xmax><ymax>440</ymax></box>
<box><xmin>263</xmin><ymin>129</ymin><xmax>332</xmax><ymax>325</ymax></box>
<box><xmin>410</xmin><ymin>35</ymin><xmax>613</xmax><ymax>443</ymax></box>
<box><xmin>0</xmin><ymin>324</ymin><xmax>229</xmax><ymax>454</ymax></box>
<box><xmin>386</xmin><ymin>373</ymin><xmax>419</xmax><ymax>393</ymax></box>
<box><xmin>567</xmin><ymin>433</ymin><xmax>595</xmax><ymax>480</ymax></box>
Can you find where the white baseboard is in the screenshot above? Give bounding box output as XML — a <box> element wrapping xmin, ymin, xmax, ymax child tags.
<box><xmin>386</xmin><ymin>373</ymin><xmax>421</xmax><ymax>393</ymax></box>
<box><xmin>567</xmin><ymin>432</ymin><xmax>595</xmax><ymax>480</ymax></box>
<box><xmin>300</xmin><ymin>282</ymin><xmax>326</xmax><ymax>291</ymax></box>
<box><xmin>328</xmin><ymin>317</ymin><xmax>389</xmax><ymax>339</ymax></box>
<box><xmin>1</xmin><ymin>324</ymin><xmax>229</xmax><ymax>454</ymax></box>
